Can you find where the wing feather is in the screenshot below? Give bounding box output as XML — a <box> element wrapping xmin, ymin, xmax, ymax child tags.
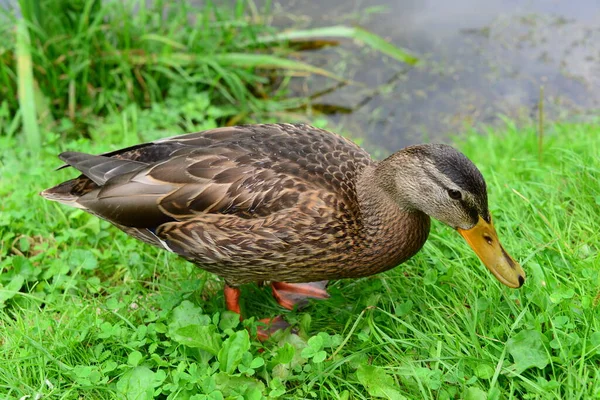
<box><xmin>45</xmin><ymin>123</ymin><xmax>373</xmax><ymax>231</ymax></box>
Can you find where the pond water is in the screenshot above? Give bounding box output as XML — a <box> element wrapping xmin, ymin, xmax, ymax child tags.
<box><xmin>270</xmin><ymin>0</ymin><xmax>600</xmax><ymax>154</ymax></box>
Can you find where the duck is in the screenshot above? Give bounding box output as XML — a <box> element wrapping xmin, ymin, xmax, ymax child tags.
<box><xmin>41</xmin><ymin>123</ymin><xmax>525</xmax><ymax>337</ymax></box>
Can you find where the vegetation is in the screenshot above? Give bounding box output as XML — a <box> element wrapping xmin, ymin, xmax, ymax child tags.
<box><xmin>1</xmin><ymin>0</ymin><xmax>415</xmax><ymax>146</ymax></box>
<box><xmin>2</xmin><ymin>113</ymin><xmax>600</xmax><ymax>399</ymax></box>
<box><xmin>2</xmin><ymin>0</ymin><xmax>600</xmax><ymax>399</ymax></box>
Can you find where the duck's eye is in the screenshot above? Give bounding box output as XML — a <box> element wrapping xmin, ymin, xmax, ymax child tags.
<box><xmin>447</xmin><ymin>189</ymin><xmax>462</xmax><ymax>200</ymax></box>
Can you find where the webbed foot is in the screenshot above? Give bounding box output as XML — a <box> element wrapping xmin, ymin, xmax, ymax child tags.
<box><xmin>271</xmin><ymin>281</ymin><xmax>330</xmax><ymax>310</ymax></box>
<box><xmin>256</xmin><ymin>316</ymin><xmax>293</xmax><ymax>341</ymax></box>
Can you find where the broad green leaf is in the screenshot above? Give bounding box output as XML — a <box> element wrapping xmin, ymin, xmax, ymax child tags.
<box><xmin>244</xmin><ymin>387</ymin><xmax>263</xmax><ymax>400</ymax></box>
<box><xmin>302</xmin><ymin>334</ymin><xmax>326</xmax><ymax>359</ymax></box>
<box><xmin>214</xmin><ymin>372</ymin><xmax>266</xmax><ymax>397</ymax></box>
<box><xmin>476</xmin><ymin>297</ymin><xmax>492</xmax><ymax>311</ymax></box>
<box><xmin>315</xmin><ymin>332</ymin><xmax>336</xmax><ymax>348</ymax></box>
<box><xmin>308</xmin><ymin>335</ymin><xmax>324</xmax><ymax>351</ymax></box>
<box><xmin>219</xmin><ymin>311</ymin><xmax>241</xmax><ymax>331</ymax></box>
<box><xmin>0</xmin><ymin>275</ymin><xmax>25</xmax><ymax>305</ymax></box>
<box><xmin>549</xmin><ymin>287</ymin><xmax>575</xmax><ymax>304</ymax></box>
<box><xmin>395</xmin><ymin>300</ymin><xmax>413</xmax><ymax>316</ymax></box>
<box><xmin>506</xmin><ymin>330</ymin><xmax>550</xmax><ymax>373</ymax></box>
<box><xmin>535</xmin><ymin>377</ymin><xmax>561</xmax><ymax>391</ymax></box>
<box><xmin>312</xmin><ymin>350</ymin><xmax>327</xmax><ymax>363</ymax></box>
<box><xmin>250</xmin><ymin>357</ymin><xmax>265</xmax><ymax>369</ymax></box>
<box><xmin>271</xmin><ymin>343</ymin><xmax>295</xmax><ymax>365</ymax></box>
<box><xmin>464</xmin><ymin>387</ymin><xmax>487</xmax><ymax>400</ymax></box>
<box><xmin>168</xmin><ymin>300</ymin><xmax>211</xmax><ymax>331</ymax></box>
<box><xmin>102</xmin><ymin>360</ymin><xmax>118</xmax><ymax>373</ymax></box>
<box><xmin>414</xmin><ymin>367</ymin><xmax>442</xmax><ymax>390</ymax></box>
<box><xmin>68</xmin><ymin>249</ymin><xmax>98</xmax><ymax>270</ymax></box>
<box><xmin>12</xmin><ymin>256</ymin><xmax>36</xmax><ymax>280</ymax></box>
<box><xmin>357</xmin><ymin>365</ymin><xmax>407</xmax><ymax>400</ymax></box>
<box><xmin>423</xmin><ymin>269</ymin><xmax>438</xmax><ymax>285</ymax></box>
<box><xmin>268</xmin><ymin>377</ymin><xmax>286</xmax><ymax>398</ymax></box>
<box><xmin>474</xmin><ymin>363</ymin><xmax>494</xmax><ymax>380</ymax></box>
<box><xmin>301</xmin><ymin>346</ymin><xmax>316</xmax><ymax>358</ymax></box>
<box><xmin>18</xmin><ymin>237</ymin><xmax>30</xmax><ymax>252</ymax></box>
<box><xmin>551</xmin><ymin>315</ymin><xmax>570</xmax><ymax>328</ymax></box>
<box><xmin>116</xmin><ymin>366</ymin><xmax>156</xmax><ymax>400</ymax></box>
<box><xmin>171</xmin><ymin>324</ymin><xmax>222</xmax><ymax>355</ymax></box>
<box><xmin>73</xmin><ymin>365</ymin><xmax>93</xmax><ymax>378</ymax></box>
<box><xmin>128</xmin><ymin>351</ymin><xmax>143</xmax><ymax>367</ymax></box>
<box><xmin>218</xmin><ymin>330</ymin><xmax>250</xmax><ymax>374</ymax></box>
<box><xmin>487</xmin><ymin>387</ymin><xmax>501</xmax><ymax>400</ymax></box>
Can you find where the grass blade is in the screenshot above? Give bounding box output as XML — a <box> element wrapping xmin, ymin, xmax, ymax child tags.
<box><xmin>17</xmin><ymin>0</ymin><xmax>42</xmax><ymax>26</ymax></box>
<box><xmin>117</xmin><ymin>51</ymin><xmax>344</xmax><ymax>81</ymax></box>
<box><xmin>210</xmin><ymin>53</ymin><xmax>344</xmax><ymax>79</ymax></box>
<box><xmin>15</xmin><ymin>18</ymin><xmax>41</xmax><ymax>152</ymax></box>
<box><xmin>140</xmin><ymin>33</ymin><xmax>187</xmax><ymax>51</ymax></box>
<box><xmin>256</xmin><ymin>25</ymin><xmax>419</xmax><ymax>65</ymax></box>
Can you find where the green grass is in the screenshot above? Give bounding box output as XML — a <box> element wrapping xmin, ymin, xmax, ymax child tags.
<box><xmin>1</xmin><ymin>1</ymin><xmax>599</xmax><ymax>398</ymax></box>
<box><xmin>4</xmin><ymin>0</ymin><xmax>274</xmax><ymax>128</ymax></box>
<box><xmin>1</xmin><ymin>116</ymin><xmax>599</xmax><ymax>399</ymax></box>
<box><xmin>1</xmin><ymin>0</ymin><xmax>415</xmax><ymax>145</ymax></box>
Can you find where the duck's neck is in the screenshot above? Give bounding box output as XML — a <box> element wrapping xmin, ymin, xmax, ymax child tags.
<box><xmin>353</xmin><ymin>160</ymin><xmax>430</xmax><ymax>275</ymax></box>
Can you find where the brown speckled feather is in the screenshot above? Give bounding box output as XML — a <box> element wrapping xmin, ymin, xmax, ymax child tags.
<box><xmin>42</xmin><ymin>123</ymin><xmax>430</xmax><ymax>286</ymax></box>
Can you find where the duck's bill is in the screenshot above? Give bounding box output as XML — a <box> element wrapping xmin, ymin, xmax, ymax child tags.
<box><xmin>457</xmin><ymin>216</ymin><xmax>525</xmax><ymax>288</ymax></box>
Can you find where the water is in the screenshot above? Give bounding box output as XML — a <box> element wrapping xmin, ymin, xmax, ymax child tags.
<box><xmin>270</xmin><ymin>0</ymin><xmax>600</xmax><ymax>153</ymax></box>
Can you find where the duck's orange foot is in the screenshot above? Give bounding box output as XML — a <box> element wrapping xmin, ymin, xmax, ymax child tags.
<box><xmin>256</xmin><ymin>316</ymin><xmax>292</xmax><ymax>341</ymax></box>
<box><xmin>224</xmin><ymin>284</ymin><xmax>294</xmax><ymax>341</ymax></box>
<box><xmin>271</xmin><ymin>281</ymin><xmax>330</xmax><ymax>310</ymax></box>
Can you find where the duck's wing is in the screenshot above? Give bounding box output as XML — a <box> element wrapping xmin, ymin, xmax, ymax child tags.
<box><xmin>43</xmin><ymin>123</ymin><xmax>372</xmax><ymax>221</ymax></box>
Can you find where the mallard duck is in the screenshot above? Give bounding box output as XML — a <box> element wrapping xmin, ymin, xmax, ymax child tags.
<box><xmin>41</xmin><ymin>123</ymin><xmax>525</xmax><ymax>334</ymax></box>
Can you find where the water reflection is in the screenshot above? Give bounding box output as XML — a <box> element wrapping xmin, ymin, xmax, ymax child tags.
<box><xmin>271</xmin><ymin>0</ymin><xmax>600</xmax><ymax>154</ymax></box>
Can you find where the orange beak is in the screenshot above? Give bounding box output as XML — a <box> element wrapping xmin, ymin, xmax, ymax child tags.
<box><xmin>458</xmin><ymin>216</ymin><xmax>525</xmax><ymax>288</ymax></box>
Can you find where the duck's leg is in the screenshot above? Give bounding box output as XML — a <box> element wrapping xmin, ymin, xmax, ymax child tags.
<box><xmin>271</xmin><ymin>281</ymin><xmax>330</xmax><ymax>310</ymax></box>
<box><xmin>224</xmin><ymin>284</ymin><xmax>290</xmax><ymax>341</ymax></box>
<box><xmin>224</xmin><ymin>284</ymin><xmax>242</xmax><ymax>315</ymax></box>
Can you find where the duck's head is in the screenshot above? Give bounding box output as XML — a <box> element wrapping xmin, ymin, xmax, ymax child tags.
<box><xmin>379</xmin><ymin>143</ymin><xmax>525</xmax><ymax>288</ymax></box>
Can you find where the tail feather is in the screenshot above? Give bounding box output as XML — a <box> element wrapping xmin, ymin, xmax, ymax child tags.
<box><xmin>40</xmin><ymin>179</ymin><xmax>87</xmax><ymax>208</ymax></box>
<box><xmin>58</xmin><ymin>152</ymin><xmax>147</xmax><ymax>185</ymax></box>
<box><xmin>41</xmin><ymin>151</ymin><xmax>151</xmax><ymax>208</ymax></box>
